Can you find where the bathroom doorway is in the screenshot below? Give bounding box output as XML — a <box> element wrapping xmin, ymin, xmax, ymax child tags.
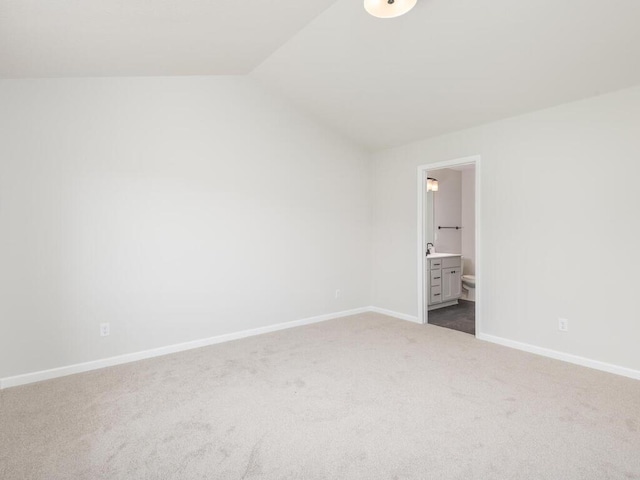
<box><xmin>417</xmin><ymin>155</ymin><xmax>480</xmax><ymax>336</ymax></box>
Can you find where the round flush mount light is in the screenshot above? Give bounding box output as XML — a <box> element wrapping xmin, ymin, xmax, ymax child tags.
<box><xmin>364</xmin><ymin>0</ymin><xmax>417</xmax><ymax>18</ymax></box>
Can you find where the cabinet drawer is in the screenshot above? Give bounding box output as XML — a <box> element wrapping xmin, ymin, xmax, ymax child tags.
<box><xmin>442</xmin><ymin>256</ymin><xmax>461</xmax><ymax>269</ymax></box>
<box><xmin>430</xmin><ymin>270</ymin><xmax>442</xmax><ymax>286</ymax></box>
<box><xmin>429</xmin><ymin>259</ymin><xmax>442</xmax><ymax>269</ymax></box>
<box><xmin>430</xmin><ymin>286</ymin><xmax>442</xmax><ymax>304</ymax></box>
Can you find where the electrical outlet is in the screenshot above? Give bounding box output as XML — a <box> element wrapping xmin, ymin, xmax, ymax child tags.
<box><xmin>558</xmin><ymin>318</ymin><xmax>568</xmax><ymax>332</ymax></box>
<box><xmin>100</xmin><ymin>322</ymin><xmax>110</xmax><ymax>337</ymax></box>
<box><xmin>335</xmin><ymin>289</ymin><xmax>341</xmax><ymax>299</ymax></box>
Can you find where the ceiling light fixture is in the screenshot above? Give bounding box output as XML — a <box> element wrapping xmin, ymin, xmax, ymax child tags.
<box><xmin>426</xmin><ymin>177</ymin><xmax>439</xmax><ymax>192</ymax></box>
<box><xmin>364</xmin><ymin>0</ymin><xmax>417</xmax><ymax>19</ymax></box>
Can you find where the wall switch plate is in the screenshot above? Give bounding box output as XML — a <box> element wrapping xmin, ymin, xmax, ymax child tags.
<box><xmin>558</xmin><ymin>318</ymin><xmax>568</xmax><ymax>332</ymax></box>
<box><xmin>100</xmin><ymin>322</ymin><xmax>110</xmax><ymax>337</ymax></box>
<box><xmin>335</xmin><ymin>289</ymin><xmax>341</xmax><ymax>299</ymax></box>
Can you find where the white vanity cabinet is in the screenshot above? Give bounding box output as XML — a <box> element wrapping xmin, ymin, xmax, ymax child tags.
<box><xmin>427</xmin><ymin>254</ymin><xmax>462</xmax><ymax>310</ymax></box>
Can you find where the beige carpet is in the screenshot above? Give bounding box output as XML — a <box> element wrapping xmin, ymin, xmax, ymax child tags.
<box><xmin>1</xmin><ymin>313</ymin><xmax>639</xmax><ymax>479</ymax></box>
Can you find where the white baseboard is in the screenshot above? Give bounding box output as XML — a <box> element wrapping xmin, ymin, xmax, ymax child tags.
<box><xmin>7</xmin><ymin>309</ymin><xmax>635</xmax><ymax>389</ymax></box>
<box><xmin>477</xmin><ymin>333</ymin><xmax>640</xmax><ymax>381</ymax></box>
<box><xmin>368</xmin><ymin>306</ymin><xmax>421</xmax><ymax>324</ymax></box>
<box><xmin>0</xmin><ymin>307</ymin><xmax>370</xmax><ymax>390</ymax></box>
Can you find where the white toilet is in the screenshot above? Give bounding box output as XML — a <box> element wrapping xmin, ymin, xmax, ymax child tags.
<box><xmin>461</xmin><ymin>274</ymin><xmax>476</xmax><ymax>301</ymax></box>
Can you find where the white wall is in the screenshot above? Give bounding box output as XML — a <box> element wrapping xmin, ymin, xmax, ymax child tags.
<box><xmin>0</xmin><ymin>77</ymin><xmax>372</xmax><ymax>379</ymax></box>
<box><xmin>430</xmin><ymin>168</ymin><xmax>462</xmax><ymax>254</ymax></box>
<box><xmin>372</xmin><ymin>85</ymin><xmax>640</xmax><ymax>372</ymax></box>
<box><xmin>461</xmin><ymin>166</ymin><xmax>476</xmax><ymax>277</ymax></box>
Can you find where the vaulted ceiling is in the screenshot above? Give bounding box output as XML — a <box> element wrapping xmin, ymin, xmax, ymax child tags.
<box><xmin>0</xmin><ymin>0</ymin><xmax>337</xmax><ymax>76</ymax></box>
<box><xmin>2</xmin><ymin>0</ymin><xmax>640</xmax><ymax>150</ymax></box>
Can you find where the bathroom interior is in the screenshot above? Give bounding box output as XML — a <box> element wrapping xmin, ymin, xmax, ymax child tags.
<box><xmin>425</xmin><ymin>164</ymin><xmax>476</xmax><ymax>335</ymax></box>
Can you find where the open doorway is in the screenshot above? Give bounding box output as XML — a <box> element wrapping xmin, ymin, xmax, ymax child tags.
<box><xmin>417</xmin><ymin>156</ymin><xmax>480</xmax><ymax>336</ymax></box>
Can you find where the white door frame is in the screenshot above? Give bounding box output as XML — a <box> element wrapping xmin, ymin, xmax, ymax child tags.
<box><xmin>416</xmin><ymin>155</ymin><xmax>482</xmax><ymax>336</ymax></box>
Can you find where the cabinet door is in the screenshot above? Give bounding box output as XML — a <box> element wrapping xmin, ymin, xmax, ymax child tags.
<box><xmin>442</xmin><ymin>267</ymin><xmax>462</xmax><ymax>302</ymax></box>
<box><xmin>450</xmin><ymin>267</ymin><xmax>462</xmax><ymax>299</ymax></box>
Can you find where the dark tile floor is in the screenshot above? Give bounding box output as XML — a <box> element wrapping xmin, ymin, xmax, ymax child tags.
<box><xmin>427</xmin><ymin>300</ymin><xmax>476</xmax><ymax>335</ymax></box>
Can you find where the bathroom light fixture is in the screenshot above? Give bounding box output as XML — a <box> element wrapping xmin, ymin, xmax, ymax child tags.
<box><xmin>364</xmin><ymin>0</ymin><xmax>417</xmax><ymax>18</ymax></box>
<box><xmin>426</xmin><ymin>177</ymin><xmax>439</xmax><ymax>192</ymax></box>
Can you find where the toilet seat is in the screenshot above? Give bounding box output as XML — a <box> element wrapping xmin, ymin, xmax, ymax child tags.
<box><xmin>461</xmin><ymin>274</ymin><xmax>475</xmax><ymax>288</ymax></box>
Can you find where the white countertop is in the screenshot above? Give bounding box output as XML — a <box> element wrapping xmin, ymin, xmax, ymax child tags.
<box><xmin>427</xmin><ymin>253</ymin><xmax>462</xmax><ymax>259</ymax></box>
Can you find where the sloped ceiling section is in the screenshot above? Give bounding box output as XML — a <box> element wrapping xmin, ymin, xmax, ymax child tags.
<box><xmin>0</xmin><ymin>0</ymin><xmax>338</xmax><ymax>77</ymax></box>
<box><xmin>252</xmin><ymin>0</ymin><xmax>640</xmax><ymax>150</ymax></box>
<box><xmin>2</xmin><ymin>0</ymin><xmax>640</xmax><ymax>150</ymax></box>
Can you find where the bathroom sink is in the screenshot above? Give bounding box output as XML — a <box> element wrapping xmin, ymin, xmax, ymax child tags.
<box><xmin>427</xmin><ymin>252</ymin><xmax>461</xmax><ymax>258</ymax></box>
